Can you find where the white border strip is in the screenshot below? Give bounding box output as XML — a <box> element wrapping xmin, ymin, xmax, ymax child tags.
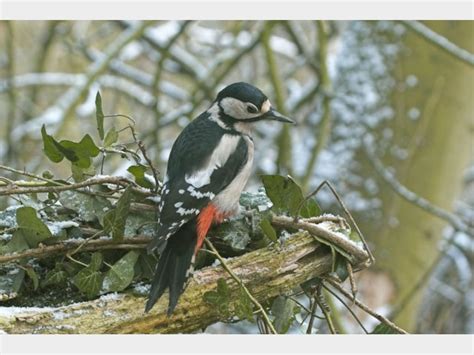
<box><xmin>1</xmin><ymin>334</ymin><xmax>473</xmax><ymax>354</ymax></box>
<box><xmin>0</xmin><ymin>1</ymin><xmax>473</xmax><ymax>20</ymax></box>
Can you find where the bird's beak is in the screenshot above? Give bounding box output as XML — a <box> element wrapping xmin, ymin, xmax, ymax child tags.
<box><xmin>262</xmin><ymin>109</ymin><xmax>295</xmax><ymax>124</ymax></box>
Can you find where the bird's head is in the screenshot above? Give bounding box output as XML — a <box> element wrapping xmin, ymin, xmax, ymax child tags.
<box><xmin>211</xmin><ymin>82</ymin><xmax>295</xmax><ymax>130</ymax></box>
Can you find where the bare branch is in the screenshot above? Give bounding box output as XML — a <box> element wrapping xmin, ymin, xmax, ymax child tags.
<box><xmin>402</xmin><ymin>21</ymin><xmax>474</xmax><ymax>67</ymax></box>
<box><xmin>364</xmin><ymin>137</ymin><xmax>473</xmax><ymax>236</ymax></box>
<box><xmin>324</xmin><ymin>278</ymin><xmax>408</xmax><ymax>334</ymax></box>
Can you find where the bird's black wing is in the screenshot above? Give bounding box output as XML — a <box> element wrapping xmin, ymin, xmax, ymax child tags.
<box><xmin>148</xmin><ymin>115</ymin><xmax>248</xmax><ymax>253</ymax></box>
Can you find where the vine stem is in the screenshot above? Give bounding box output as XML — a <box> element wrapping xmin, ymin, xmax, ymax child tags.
<box><xmin>204</xmin><ymin>239</ymin><xmax>278</xmax><ymax>334</ymax></box>
<box><xmin>324</xmin><ymin>278</ymin><xmax>408</xmax><ymax>334</ymax></box>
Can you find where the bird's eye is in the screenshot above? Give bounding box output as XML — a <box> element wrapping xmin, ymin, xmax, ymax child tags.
<box><xmin>247</xmin><ymin>105</ymin><xmax>258</xmax><ymax>114</ymax></box>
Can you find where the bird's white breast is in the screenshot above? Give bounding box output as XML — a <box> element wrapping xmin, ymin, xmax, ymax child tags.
<box><xmin>184</xmin><ymin>134</ymin><xmax>241</xmax><ymax>188</ymax></box>
<box><xmin>213</xmin><ymin>135</ymin><xmax>254</xmax><ymax>214</ymax></box>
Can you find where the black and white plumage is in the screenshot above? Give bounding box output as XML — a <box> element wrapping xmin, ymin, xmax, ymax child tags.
<box><xmin>145</xmin><ymin>82</ymin><xmax>294</xmax><ymax>315</ymax></box>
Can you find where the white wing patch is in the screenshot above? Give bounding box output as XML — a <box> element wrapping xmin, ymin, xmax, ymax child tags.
<box><xmin>184</xmin><ymin>134</ymin><xmax>241</xmax><ymax>188</ymax></box>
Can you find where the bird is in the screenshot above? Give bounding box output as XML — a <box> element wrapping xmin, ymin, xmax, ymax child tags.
<box><xmin>145</xmin><ymin>82</ymin><xmax>294</xmax><ymax>315</ymax></box>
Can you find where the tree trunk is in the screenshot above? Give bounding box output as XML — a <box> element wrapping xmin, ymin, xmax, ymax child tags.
<box><xmin>361</xmin><ymin>21</ymin><xmax>473</xmax><ymax>331</ymax></box>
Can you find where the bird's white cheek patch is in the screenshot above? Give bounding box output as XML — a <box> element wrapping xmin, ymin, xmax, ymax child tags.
<box><xmin>261</xmin><ymin>99</ymin><xmax>271</xmax><ymax>113</ymax></box>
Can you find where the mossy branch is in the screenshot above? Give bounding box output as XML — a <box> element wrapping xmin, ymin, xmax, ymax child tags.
<box><xmin>0</xmin><ymin>221</ymin><xmax>370</xmax><ymax>334</ymax></box>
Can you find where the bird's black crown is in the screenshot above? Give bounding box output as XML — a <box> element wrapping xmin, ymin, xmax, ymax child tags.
<box><xmin>216</xmin><ymin>82</ymin><xmax>268</xmax><ymax>109</ymax></box>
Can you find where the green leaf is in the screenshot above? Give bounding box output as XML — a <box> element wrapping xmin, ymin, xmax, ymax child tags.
<box><xmin>73</xmin><ymin>253</ymin><xmax>103</xmax><ymax>298</ymax></box>
<box><xmin>137</xmin><ymin>252</ymin><xmax>157</xmax><ymax>280</ymax></box>
<box><xmin>334</xmin><ymin>255</ymin><xmax>349</xmax><ymax>281</ymax></box>
<box><xmin>59</xmin><ymin>190</ymin><xmax>112</xmax><ymax>224</ymax></box>
<box><xmin>89</xmin><ymin>252</ymin><xmax>103</xmax><ymax>271</ymax></box>
<box><xmin>102</xmin><ymin>251</ymin><xmax>139</xmax><ymax>292</ymax></box>
<box><xmin>59</xmin><ymin>134</ymin><xmax>100</xmax><ymax>168</ymax></box>
<box><xmin>95</xmin><ymin>91</ymin><xmax>105</xmax><ymax>140</ymax></box>
<box><xmin>0</xmin><ymin>269</ymin><xmax>25</xmax><ymax>299</ymax></box>
<box><xmin>0</xmin><ymin>232</ymin><xmax>29</xmax><ymax>254</ymax></box>
<box><xmin>41</xmin><ymin>125</ymin><xmax>64</xmax><ymax>163</ymax></box>
<box><xmin>14</xmin><ymin>207</ymin><xmax>52</xmax><ymax>248</ymax></box>
<box><xmin>371</xmin><ymin>323</ymin><xmax>401</xmax><ymax>334</ymax></box>
<box><xmin>261</xmin><ymin>175</ymin><xmax>319</xmax><ymax>217</ymax></box>
<box><xmin>41</xmin><ymin>125</ymin><xmax>100</xmax><ymax>168</ymax></box>
<box><xmin>127</xmin><ymin>165</ymin><xmax>153</xmax><ymax>189</ymax></box>
<box><xmin>235</xmin><ymin>287</ymin><xmax>254</xmax><ymax>322</ymax></box>
<box><xmin>203</xmin><ymin>278</ymin><xmax>231</xmax><ymax>318</ymax></box>
<box><xmin>25</xmin><ymin>266</ymin><xmax>39</xmax><ymax>291</ymax></box>
<box><xmin>300</xmin><ymin>198</ymin><xmax>321</xmax><ymax>218</ymax></box>
<box><xmin>71</xmin><ymin>164</ymin><xmax>96</xmax><ymax>182</ymax></box>
<box><xmin>259</xmin><ymin>218</ymin><xmax>277</xmax><ymax>243</ymax></box>
<box><xmin>103</xmin><ymin>186</ymin><xmax>133</xmax><ymax>241</ymax></box>
<box><xmin>104</xmin><ymin>126</ymin><xmax>118</xmax><ymax>147</ymax></box>
<box><xmin>73</xmin><ymin>267</ymin><xmax>104</xmax><ymax>299</ymax></box>
<box><xmin>271</xmin><ymin>296</ymin><xmax>297</xmax><ymax>334</ymax></box>
<box><xmin>41</xmin><ymin>269</ymin><xmax>68</xmax><ymax>287</ymax></box>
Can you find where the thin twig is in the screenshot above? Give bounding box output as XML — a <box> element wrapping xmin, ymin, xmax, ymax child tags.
<box><xmin>0</xmin><ymin>235</ymin><xmax>151</xmax><ymax>264</ymax></box>
<box><xmin>315</xmin><ymin>288</ymin><xmax>337</xmax><ymax>334</ymax></box>
<box><xmin>306</xmin><ymin>296</ymin><xmax>318</xmax><ymax>334</ymax></box>
<box><xmin>402</xmin><ymin>21</ymin><xmax>474</xmax><ymax>67</ymax></box>
<box><xmin>301</xmin><ymin>21</ymin><xmax>332</xmax><ymax>192</ymax></box>
<box><xmin>323</xmin><ymin>283</ymin><xmax>369</xmax><ymax>334</ymax></box>
<box><xmin>129</xmin><ymin>125</ymin><xmax>161</xmax><ymax>193</ymax></box>
<box><xmin>262</xmin><ymin>22</ymin><xmax>294</xmax><ymax>176</ymax></box>
<box><xmin>204</xmin><ymin>239</ymin><xmax>277</xmax><ymax>334</ymax></box>
<box><xmin>364</xmin><ymin>137</ymin><xmax>473</xmax><ymax>236</ymax></box>
<box><xmin>346</xmin><ymin>261</ymin><xmax>358</xmax><ymax>302</ymax></box>
<box><xmin>272</xmin><ymin>214</ymin><xmax>369</xmax><ymax>266</ymax></box>
<box><xmin>294</xmin><ymin>180</ymin><xmax>375</xmax><ymax>265</ymax></box>
<box><xmin>0</xmin><ymin>176</ymin><xmax>136</xmax><ymax>196</ymax></box>
<box><xmin>324</xmin><ymin>278</ymin><xmax>408</xmax><ymax>334</ymax></box>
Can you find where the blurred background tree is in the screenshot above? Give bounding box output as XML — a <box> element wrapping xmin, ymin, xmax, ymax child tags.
<box><xmin>0</xmin><ymin>20</ymin><xmax>472</xmax><ymax>333</ymax></box>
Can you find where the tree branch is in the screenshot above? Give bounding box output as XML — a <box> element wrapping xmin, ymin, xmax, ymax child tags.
<box><xmin>0</xmin><ymin>229</ymin><xmax>370</xmax><ymax>334</ymax></box>
<box><xmin>363</xmin><ymin>137</ymin><xmax>473</xmax><ymax>236</ymax></box>
<box><xmin>402</xmin><ymin>21</ymin><xmax>474</xmax><ymax>67</ymax></box>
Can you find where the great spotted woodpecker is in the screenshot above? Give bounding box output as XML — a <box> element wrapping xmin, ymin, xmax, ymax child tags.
<box><xmin>145</xmin><ymin>82</ymin><xmax>294</xmax><ymax>315</ymax></box>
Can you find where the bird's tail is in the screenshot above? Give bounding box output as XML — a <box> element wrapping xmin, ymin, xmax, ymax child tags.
<box><xmin>145</xmin><ymin>219</ymin><xmax>197</xmax><ymax>315</ymax></box>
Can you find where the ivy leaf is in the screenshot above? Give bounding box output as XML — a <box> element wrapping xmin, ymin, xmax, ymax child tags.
<box><xmin>334</xmin><ymin>254</ymin><xmax>350</xmax><ymax>281</ymax></box>
<box><xmin>15</xmin><ymin>207</ymin><xmax>52</xmax><ymax>248</ymax></box>
<box><xmin>259</xmin><ymin>218</ymin><xmax>277</xmax><ymax>243</ymax></box>
<box><xmin>41</xmin><ymin>125</ymin><xmax>64</xmax><ymax>163</ymax></box>
<box><xmin>104</xmin><ymin>126</ymin><xmax>118</xmax><ymax>147</ymax></box>
<box><xmin>59</xmin><ymin>190</ymin><xmax>112</xmax><ymax>224</ymax></box>
<box><xmin>137</xmin><ymin>252</ymin><xmax>157</xmax><ymax>280</ymax></box>
<box><xmin>103</xmin><ymin>186</ymin><xmax>133</xmax><ymax>241</ymax></box>
<box><xmin>127</xmin><ymin>165</ymin><xmax>154</xmax><ymax>189</ymax></box>
<box><xmin>73</xmin><ymin>267</ymin><xmax>103</xmax><ymax>299</ymax></box>
<box><xmin>371</xmin><ymin>323</ymin><xmax>401</xmax><ymax>334</ymax></box>
<box><xmin>41</xmin><ymin>125</ymin><xmax>100</xmax><ymax>168</ymax></box>
<box><xmin>59</xmin><ymin>134</ymin><xmax>100</xmax><ymax>168</ymax></box>
<box><xmin>271</xmin><ymin>296</ymin><xmax>297</xmax><ymax>334</ymax></box>
<box><xmin>235</xmin><ymin>287</ymin><xmax>254</xmax><ymax>322</ymax></box>
<box><xmin>95</xmin><ymin>91</ymin><xmax>105</xmax><ymax>140</ymax></box>
<box><xmin>203</xmin><ymin>278</ymin><xmax>231</xmax><ymax>318</ymax></box>
<box><xmin>0</xmin><ymin>232</ymin><xmax>29</xmax><ymax>254</ymax></box>
<box><xmin>102</xmin><ymin>251</ymin><xmax>139</xmax><ymax>292</ymax></box>
<box><xmin>42</xmin><ymin>263</ymin><xmax>68</xmax><ymax>288</ymax></box>
<box><xmin>89</xmin><ymin>252</ymin><xmax>103</xmax><ymax>271</ymax></box>
<box><xmin>25</xmin><ymin>266</ymin><xmax>39</xmax><ymax>291</ymax></box>
<box><xmin>0</xmin><ymin>269</ymin><xmax>25</xmax><ymax>300</ymax></box>
<box><xmin>73</xmin><ymin>253</ymin><xmax>104</xmax><ymax>299</ymax></box>
<box><xmin>300</xmin><ymin>198</ymin><xmax>321</xmax><ymax>218</ymax></box>
<box><xmin>261</xmin><ymin>175</ymin><xmax>320</xmax><ymax>217</ymax></box>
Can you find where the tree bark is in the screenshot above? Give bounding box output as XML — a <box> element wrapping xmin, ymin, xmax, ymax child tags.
<box><xmin>355</xmin><ymin>21</ymin><xmax>473</xmax><ymax>331</ymax></box>
<box><xmin>0</xmin><ymin>221</ymin><xmax>369</xmax><ymax>334</ymax></box>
